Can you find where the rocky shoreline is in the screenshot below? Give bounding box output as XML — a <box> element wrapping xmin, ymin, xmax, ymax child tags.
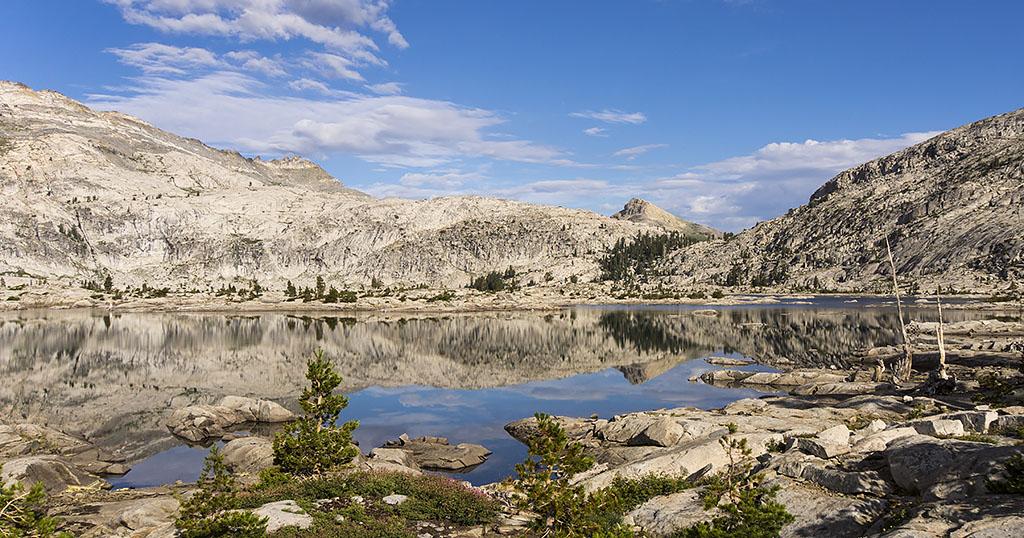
<box><xmin>2</xmin><ymin>319</ymin><xmax>1022</xmax><ymax>536</ymax></box>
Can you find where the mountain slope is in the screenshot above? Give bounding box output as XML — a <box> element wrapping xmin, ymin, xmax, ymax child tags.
<box><xmin>0</xmin><ymin>82</ymin><xmax>712</xmax><ymax>294</ymax></box>
<box><xmin>665</xmin><ymin>107</ymin><xmax>1024</xmax><ymax>292</ymax></box>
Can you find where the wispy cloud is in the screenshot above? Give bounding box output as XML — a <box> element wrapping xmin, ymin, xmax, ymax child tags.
<box><xmin>613</xmin><ymin>143</ymin><xmax>668</xmax><ymax>160</ymax></box>
<box><xmin>106</xmin><ymin>42</ymin><xmax>222</xmax><ymax>74</ymax></box>
<box><xmin>366</xmin><ymin>82</ymin><xmax>403</xmax><ymax>95</ymax></box>
<box><xmin>570</xmin><ymin>109</ymin><xmax>647</xmax><ymax>125</ymax></box>
<box><xmin>583</xmin><ymin>127</ymin><xmax>607</xmax><ymax>137</ymax></box>
<box><xmin>88</xmin><ymin>72</ymin><xmax>567</xmax><ymax>168</ymax></box>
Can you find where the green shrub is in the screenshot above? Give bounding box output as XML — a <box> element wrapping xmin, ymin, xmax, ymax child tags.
<box><xmin>0</xmin><ymin>466</ymin><xmax>72</xmax><ymax>537</ymax></box>
<box><xmin>174</xmin><ymin>447</ymin><xmax>268</xmax><ymax>538</ymax></box>
<box><xmin>986</xmin><ymin>454</ymin><xmax>1024</xmax><ymax>494</ymax></box>
<box><xmin>673</xmin><ymin>424</ymin><xmax>793</xmax><ymax>538</ymax></box>
<box><xmin>972</xmin><ymin>373</ymin><xmax>1016</xmax><ymax>408</ymax></box>
<box><xmin>711</xmin><ymin>290</ymin><xmax>725</xmax><ymax>299</ymax></box>
<box><xmin>274</xmin><ymin>349</ymin><xmax>359</xmax><ymax>475</ymax></box>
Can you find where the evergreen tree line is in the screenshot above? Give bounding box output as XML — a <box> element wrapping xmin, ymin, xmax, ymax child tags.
<box><xmin>599</xmin><ymin>232</ymin><xmax>700</xmax><ymax>282</ymax></box>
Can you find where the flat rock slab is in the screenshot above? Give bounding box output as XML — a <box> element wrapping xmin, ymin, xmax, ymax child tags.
<box><xmin>1</xmin><ymin>454</ymin><xmax>110</xmax><ymax>493</ymax></box>
<box><xmin>383</xmin><ymin>435</ymin><xmax>491</xmax><ymax>471</ymax></box>
<box><xmin>253</xmin><ymin>500</ymin><xmax>313</xmax><ymax>533</ymax></box>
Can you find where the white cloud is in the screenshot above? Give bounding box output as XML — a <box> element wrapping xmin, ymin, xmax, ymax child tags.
<box><xmin>366</xmin><ymin>82</ymin><xmax>403</xmax><ymax>95</ymax></box>
<box><xmin>241</xmin><ymin>56</ymin><xmax>287</xmax><ymax>77</ymax></box>
<box><xmin>697</xmin><ymin>133</ymin><xmax>939</xmax><ymax>178</ymax></box>
<box><xmin>583</xmin><ymin>127</ymin><xmax>607</xmax><ymax>137</ymax></box>
<box><xmin>398</xmin><ymin>170</ymin><xmax>481</xmax><ymax>188</ymax></box>
<box><xmin>635</xmin><ymin>131</ymin><xmax>942</xmax><ymax>231</ymax></box>
<box><xmin>87</xmin><ymin>71</ymin><xmax>567</xmax><ymax>168</ymax></box>
<box><xmin>106</xmin><ymin>42</ymin><xmax>222</xmax><ymax>74</ymax></box>
<box><xmin>570</xmin><ymin>109</ymin><xmax>647</xmax><ymax>125</ymax></box>
<box><xmin>613</xmin><ymin>143</ymin><xmax>668</xmax><ymax>160</ymax></box>
<box><xmin>103</xmin><ymin>0</ymin><xmax>406</xmax><ymax>80</ymax></box>
<box><xmin>302</xmin><ymin>52</ymin><xmax>366</xmax><ymax>81</ymax></box>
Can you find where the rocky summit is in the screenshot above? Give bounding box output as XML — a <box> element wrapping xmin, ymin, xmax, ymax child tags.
<box><xmin>664</xmin><ymin>107</ymin><xmax>1024</xmax><ymax>293</ymax></box>
<box><xmin>0</xmin><ymin>81</ymin><xmax>710</xmax><ymax>296</ymax></box>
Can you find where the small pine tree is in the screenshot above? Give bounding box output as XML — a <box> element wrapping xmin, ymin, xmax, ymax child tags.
<box><xmin>678</xmin><ymin>424</ymin><xmax>793</xmax><ymax>538</ymax></box>
<box><xmin>273</xmin><ymin>349</ymin><xmax>359</xmax><ymax>475</ymax></box>
<box><xmin>508</xmin><ymin>413</ymin><xmax>595</xmax><ymax>534</ymax></box>
<box><xmin>103</xmin><ymin>275</ymin><xmax>113</xmax><ymax>293</ymax></box>
<box><xmin>175</xmin><ymin>447</ymin><xmax>267</xmax><ymax>538</ymax></box>
<box><xmin>0</xmin><ymin>467</ymin><xmax>72</xmax><ymax>537</ymax></box>
<box><xmin>285</xmin><ymin>281</ymin><xmax>296</xmax><ymax>297</ymax></box>
<box><xmin>315</xmin><ymin>276</ymin><xmax>326</xmax><ymax>299</ymax></box>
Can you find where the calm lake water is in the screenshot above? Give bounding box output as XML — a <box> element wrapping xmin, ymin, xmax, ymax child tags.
<box><xmin>0</xmin><ymin>298</ymin><xmax>1015</xmax><ymax>487</ymax></box>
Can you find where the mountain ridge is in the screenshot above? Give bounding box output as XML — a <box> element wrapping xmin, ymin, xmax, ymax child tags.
<box><xmin>0</xmin><ymin>81</ymin><xmax>714</xmax><ymax>297</ymax></box>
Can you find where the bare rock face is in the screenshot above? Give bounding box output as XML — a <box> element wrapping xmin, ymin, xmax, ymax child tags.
<box><xmin>0</xmin><ymin>81</ymin><xmax>678</xmax><ymax>296</ymax></box>
<box><xmin>664</xmin><ymin>107</ymin><xmax>1024</xmax><ymax>293</ymax></box>
<box><xmin>611</xmin><ymin>198</ymin><xmax>721</xmax><ymax>240</ymax></box>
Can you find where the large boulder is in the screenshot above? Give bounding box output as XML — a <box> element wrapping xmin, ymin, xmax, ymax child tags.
<box><xmin>0</xmin><ymin>454</ymin><xmax>109</xmax><ymax>493</ymax></box>
<box><xmin>166</xmin><ymin>397</ymin><xmax>295</xmax><ymax>442</ymax></box>
<box><xmin>886</xmin><ymin>435</ymin><xmax>1023</xmax><ymax>499</ymax></box>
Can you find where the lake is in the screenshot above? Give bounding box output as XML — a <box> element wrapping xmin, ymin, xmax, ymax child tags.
<box><xmin>0</xmin><ymin>298</ymin><xmax>1014</xmax><ymax>487</ymax></box>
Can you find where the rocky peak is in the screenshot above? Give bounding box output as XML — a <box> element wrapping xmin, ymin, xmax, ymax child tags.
<box><xmin>611</xmin><ymin>198</ymin><xmax>721</xmax><ymax>239</ymax></box>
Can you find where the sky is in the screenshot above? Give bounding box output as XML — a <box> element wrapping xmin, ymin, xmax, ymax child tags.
<box><xmin>2</xmin><ymin>1</ymin><xmax>1022</xmax><ymax>232</ymax></box>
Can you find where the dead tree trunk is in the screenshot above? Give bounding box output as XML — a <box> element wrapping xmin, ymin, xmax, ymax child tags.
<box><xmin>886</xmin><ymin>237</ymin><xmax>913</xmax><ymax>383</ymax></box>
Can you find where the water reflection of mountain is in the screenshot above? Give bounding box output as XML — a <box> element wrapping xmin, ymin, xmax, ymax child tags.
<box><xmin>0</xmin><ymin>305</ymin><xmax>988</xmax><ymax>462</ymax></box>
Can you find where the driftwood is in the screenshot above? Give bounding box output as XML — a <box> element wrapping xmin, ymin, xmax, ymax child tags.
<box><xmin>886</xmin><ymin>237</ymin><xmax>913</xmax><ymax>383</ymax></box>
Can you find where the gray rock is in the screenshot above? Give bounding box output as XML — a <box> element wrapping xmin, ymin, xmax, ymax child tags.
<box><xmin>627</xmin><ymin>489</ymin><xmax>713</xmax><ymax>536</ymax></box>
<box><xmin>221</xmin><ymin>436</ymin><xmax>274</xmax><ymax>475</ymax></box>
<box><xmin>815</xmin><ymin>424</ymin><xmax>852</xmax><ymax>445</ymax></box>
<box><xmin>0</xmin><ymin>454</ymin><xmax>109</xmax><ymax>493</ymax></box>
<box><xmin>382</xmin><ymin>436</ymin><xmax>491</xmax><ymax>471</ymax></box>
<box><xmin>630</xmin><ymin>418</ymin><xmax>685</xmax><ymax>447</ymax></box>
<box><xmin>704</xmin><ymin>356</ymin><xmax>754</xmax><ymax>367</ymax></box>
<box><xmin>795</xmin><ymin>438</ymin><xmax>849</xmax><ymax>459</ymax></box>
<box><xmin>776</xmin><ymin>454</ymin><xmax>891</xmax><ymax>495</ymax></box>
<box><xmin>907</xmin><ymin>418</ymin><xmax>966</xmax><ymax>437</ymax></box>
<box><xmin>253</xmin><ymin>500</ymin><xmax>313</xmax><ymax>533</ymax></box>
<box><xmin>383</xmin><ymin>494</ymin><xmax>409</xmax><ymax>506</ymax></box>
<box><xmin>773</xmin><ymin>479</ymin><xmax>888</xmax><ymax>538</ymax></box>
<box><xmin>166</xmin><ymin>397</ymin><xmax>295</xmax><ymax>442</ymax></box>
<box><xmin>117</xmin><ymin>499</ymin><xmax>180</xmax><ymax>531</ymax></box>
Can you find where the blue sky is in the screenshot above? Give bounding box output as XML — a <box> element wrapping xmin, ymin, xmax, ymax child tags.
<box><xmin>3</xmin><ymin>1</ymin><xmax>1022</xmax><ymax>232</ymax></box>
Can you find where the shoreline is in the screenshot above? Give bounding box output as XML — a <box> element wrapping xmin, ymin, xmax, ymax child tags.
<box><xmin>1</xmin><ymin>286</ymin><xmax>1017</xmax><ymax>315</ymax></box>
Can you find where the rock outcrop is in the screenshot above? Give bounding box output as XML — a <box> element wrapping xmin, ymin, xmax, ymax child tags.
<box><xmin>611</xmin><ymin>198</ymin><xmax>721</xmax><ymax>240</ymax></box>
<box><xmin>381</xmin><ymin>434</ymin><xmax>492</xmax><ymax>472</ymax></box>
<box><xmin>507</xmin><ymin>394</ymin><xmax>1024</xmax><ymax>537</ymax></box>
<box><xmin>165</xmin><ymin>396</ymin><xmax>295</xmax><ymax>442</ymax></box>
<box><xmin>663</xmin><ymin>107</ymin><xmax>1024</xmax><ymax>293</ymax></box>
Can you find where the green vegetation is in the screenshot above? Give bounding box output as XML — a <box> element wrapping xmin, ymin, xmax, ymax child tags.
<box><xmin>273</xmin><ymin>349</ymin><xmax>359</xmax><ymax>476</ymax></box>
<box><xmin>0</xmin><ymin>136</ymin><xmax>13</xmax><ymax>156</ymax></box>
<box><xmin>285</xmin><ymin>278</ymin><xmax>356</xmax><ymax>303</ymax></box>
<box><xmin>0</xmin><ymin>466</ymin><xmax>72</xmax><ymax>537</ymax></box>
<box><xmin>599</xmin><ymin>231</ymin><xmax>700</xmax><ymax>282</ymax></box>
<box><xmin>986</xmin><ymin>455</ymin><xmax>1024</xmax><ymax>494</ymax></box>
<box><xmin>507</xmin><ymin>412</ymin><xmax>692</xmax><ymax>537</ymax></box>
<box><xmin>672</xmin><ymin>424</ymin><xmax>794</xmax><ymax>538</ymax></box>
<box><xmin>971</xmin><ymin>373</ymin><xmax>1017</xmax><ymax>408</ymax></box>
<box><xmin>470</xmin><ymin>267</ymin><xmax>518</xmax><ymax>292</ymax></box>
<box><xmin>175</xmin><ymin>447</ymin><xmax>268</xmax><ymax>538</ymax></box>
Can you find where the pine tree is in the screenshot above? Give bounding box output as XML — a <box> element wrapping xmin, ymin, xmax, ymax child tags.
<box><xmin>174</xmin><ymin>447</ymin><xmax>267</xmax><ymax>538</ymax></box>
<box><xmin>273</xmin><ymin>349</ymin><xmax>359</xmax><ymax>475</ymax></box>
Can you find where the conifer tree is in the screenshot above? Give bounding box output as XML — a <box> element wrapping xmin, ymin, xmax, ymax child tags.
<box><xmin>174</xmin><ymin>447</ymin><xmax>267</xmax><ymax>538</ymax></box>
<box><xmin>273</xmin><ymin>349</ymin><xmax>359</xmax><ymax>475</ymax></box>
